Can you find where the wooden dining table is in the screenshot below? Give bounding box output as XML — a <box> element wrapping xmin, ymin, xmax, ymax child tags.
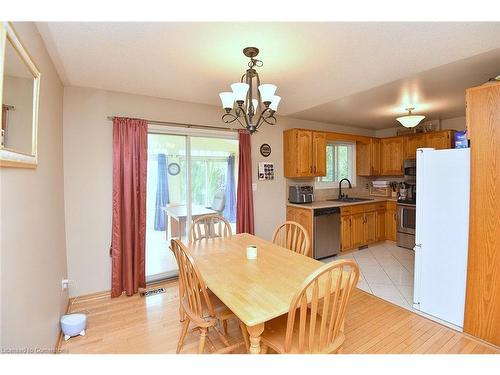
<box><xmin>187</xmin><ymin>233</ymin><xmax>325</xmax><ymax>354</ymax></box>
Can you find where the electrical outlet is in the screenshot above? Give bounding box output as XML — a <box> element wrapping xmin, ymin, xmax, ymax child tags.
<box><xmin>61</xmin><ymin>279</ymin><xmax>70</xmax><ymax>290</ymax></box>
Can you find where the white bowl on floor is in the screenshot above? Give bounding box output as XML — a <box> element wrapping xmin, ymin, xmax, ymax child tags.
<box><xmin>60</xmin><ymin>313</ymin><xmax>87</xmax><ymax>341</ymax></box>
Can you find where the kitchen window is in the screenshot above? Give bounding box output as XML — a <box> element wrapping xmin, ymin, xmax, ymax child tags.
<box><xmin>315</xmin><ymin>141</ymin><xmax>356</xmax><ymax>189</ymax></box>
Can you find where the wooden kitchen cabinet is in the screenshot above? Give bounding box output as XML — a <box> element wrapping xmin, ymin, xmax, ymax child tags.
<box><xmin>312</xmin><ymin>131</ymin><xmax>326</xmax><ymax>176</ymax></box>
<box><xmin>425</xmin><ymin>130</ymin><xmax>454</xmax><ymax>150</ymax></box>
<box><xmin>364</xmin><ymin>211</ymin><xmax>377</xmax><ymax>244</ymax></box>
<box><xmin>463</xmin><ymin>82</ymin><xmax>500</xmax><ymax>346</ymax></box>
<box><xmin>340</xmin><ymin>202</ymin><xmax>387</xmax><ymax>251</ymax></box>
<box><xmin>350</xmin><ymin>213</ymin><xmax>365</xmax><ymax>248</ymax></box>
<box><xmin>340</xmin><ymin>215</ymin><xmax>352</xmax><ymax>251</ymax></box>
<box><xmin>380</xmin><ymin>137</ymin><xmax>404</xmax><ymax>176</ymax></box>
<box><xmin>286</xmin><ymin>206</ymin><xmax>314</xmax><ymax>252</ymax></box>
<box><xmin>357</xmin><ymin>138</ymin><xmax>381</xmax><ymax>176</ymax></box>
<box><xmin>283</xmin><ymin>129</ymin><xmax>326</xmax><ymax>178</ymax></box>
<box><xmin>375</xmin><ymin>209</ymin><xmax>386</xmax><ymax>242</ymax></box>
<box><xmin>385</xmin><ymin>201</ymin><xmax>397</xmax><ymax>241</ymax></box>
<box><xmin>403</xmin><ymin>133</ymin><xmax>427</xmax><ymax>160</ymax></box>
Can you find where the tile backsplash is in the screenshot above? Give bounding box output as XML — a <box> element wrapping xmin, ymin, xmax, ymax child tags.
<box><xmin>286</xmin><ymin>175</ymin><xmax>408</xmax><ymax>201</ymax></box>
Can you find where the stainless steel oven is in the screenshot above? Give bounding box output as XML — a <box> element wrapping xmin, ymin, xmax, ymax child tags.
<box><xmin>397</xmin><ymin>202</ymin><xmax>416</xmax><ymax>249</ymax></box>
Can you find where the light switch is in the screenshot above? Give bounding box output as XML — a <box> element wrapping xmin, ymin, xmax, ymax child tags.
<box><xmin>252</xmin><ymin>183</ymin><xmax>257</xmax><ymax>192</ymax></box>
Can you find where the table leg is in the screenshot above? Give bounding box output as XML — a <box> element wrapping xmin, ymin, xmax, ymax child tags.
<box><xmin>246</xmin><ymin>323</ymin><xmax>264</xmax><ymax>354</ymax></box>
<box><xmin>170</xmin><ymin>216</ymin><xmax>179</xmax><ymax>238</ymax></box>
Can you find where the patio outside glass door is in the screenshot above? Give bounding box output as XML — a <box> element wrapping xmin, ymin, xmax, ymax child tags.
<box><xmin>145</xmin><ymin>129</ymin><xmax>238</xmax><ymax>282</ymax></box>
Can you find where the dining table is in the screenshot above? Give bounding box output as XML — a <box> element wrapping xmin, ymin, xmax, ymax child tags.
<box><xmin>187</xmin><ymin>233</ymin><xmax>325</xmax><ymax>354</ymax></box>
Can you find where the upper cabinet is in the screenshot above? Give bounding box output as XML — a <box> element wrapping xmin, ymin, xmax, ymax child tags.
<box><xmin>284</xmin><ymin>129</ymin><xmax>326</xmax><ymax>178</ymax></box>
<box><xmin>403</xmin><ymin>133</ymin><xmax>426</xmax><ymax>159</ymax></box>
<box><xmin>357</xmin><ymin>138</ymin><xmax>381</xmax><ymax>176</ymax></box>
<box><xmin>380</xmin><ymin>136</ymin><xmax>404</xmax><ymax>176</ymax></box>
<box><xmin>357</xmin><ymin>130</ymin><xmax>456</xmax><ymax>177</ymax></box>
<box><xmin>425</xmin><ymin>130</ymin><xmax>454</xmax><ymax>150</ymax></box>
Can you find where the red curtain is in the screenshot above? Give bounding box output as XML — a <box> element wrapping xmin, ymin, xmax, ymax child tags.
<box><xmin>236</xmin><ymin>129</ymin><xmax>255</xmax><ymax>234</ymax></box>
<box><xmin>111</xmin><ymin>117</ymin><xmax>148</xmax><ymax>297</ymax></box>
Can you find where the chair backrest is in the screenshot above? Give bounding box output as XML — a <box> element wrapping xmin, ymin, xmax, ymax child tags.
<box><xmin>210</xmin><ymin>189</ymin><xmax>225</xmax><ymax>212</ymax></box>
<box><xmin>272</xmin><ymin>221</ymin><xmax>311</xmax><ymax>256</ymax></box>
<box><xmin>284</xmin><ymin>260</ymin><xmax>359</xmax><ymax>353</ymax></box>
<box><xmin>190</xmin><ymin>214</ymin><xmax>232</xmax><ymax>243</ymax></box>
<box><xmin>170</xmin><ymin>239</ymin><xmax>215</xmax><ymax>325</ymax></box>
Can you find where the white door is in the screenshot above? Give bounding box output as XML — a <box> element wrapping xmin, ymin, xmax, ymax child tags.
<box><xmin>414</xmin><ymin>148</ymin><xmax>470</xmax><ymax>327</ymax></box>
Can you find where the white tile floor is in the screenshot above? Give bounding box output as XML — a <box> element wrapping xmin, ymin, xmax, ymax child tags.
<box><xmin>322</xmin><ymin>241</ymin><xmax>415</xmax><ymax>310</ymax></box>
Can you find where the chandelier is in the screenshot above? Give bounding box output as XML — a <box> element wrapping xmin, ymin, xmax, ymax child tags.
<box><xmin>219</xmin><ymin>47</ymin><xmax>281</xmax><ymax>134</ymax></box>
<box><xmin>396</xmin><ymin>107</ymin><xmax>426</xmax><ymax>128</ymax></box>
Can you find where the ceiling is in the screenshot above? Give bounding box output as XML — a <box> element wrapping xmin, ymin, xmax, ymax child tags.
<box><xmin>36</xmin><ymin>22</ymin><xmax>500</xmax><ymax>129</ymax></box>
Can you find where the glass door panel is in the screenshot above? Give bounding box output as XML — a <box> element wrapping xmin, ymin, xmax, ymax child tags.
<box><xmin>189</xmin><ymin>136</ymin><xmax>239</xmax><ymax>235</ymax></box>
<box><xmin>146</xmin><ymin>133</ymin><xmax>187</xmax><ymax>281</ymax></box>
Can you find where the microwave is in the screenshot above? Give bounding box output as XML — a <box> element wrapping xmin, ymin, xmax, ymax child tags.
<box><xmin>404</xmin><ymin>159</ymin><xmax>416</xmax><ymax>180</ymax></box>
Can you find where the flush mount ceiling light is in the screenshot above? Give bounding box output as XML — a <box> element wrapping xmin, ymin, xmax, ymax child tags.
<box><xmin>396</xmin><ymin>107</ymin><xmax>426</xmax><ymax>128</ymax></box>
<box><xmin>219</xmin><ymin>47</ymin><xmax>280</xmax><ymax>134</ymax></box>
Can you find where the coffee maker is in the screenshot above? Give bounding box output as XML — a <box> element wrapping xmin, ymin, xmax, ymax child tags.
<box><xmin>398</xmin><ymin>182</ymin><xmax>416</xmax><ymax>203</ymax></box>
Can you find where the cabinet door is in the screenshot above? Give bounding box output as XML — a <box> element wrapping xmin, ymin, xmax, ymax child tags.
<box><xmin>356</xmin><ymin>141</ymin><xmax>371</xmax><ymax>176</ymax></box>
<box><xmin>351</xmin><ymin>213</ymin><xmax>365</xmax><ymax>248</ymax></box>
<box><xmin>381</xmin><ymin>137</ymin><xmax>404</xmax><ymax>176</ymax></box>
<box><xmin>364</xmin><ymin>211</ymin><xmax>377</xmax><ymax>244</ymax></box>
<box><xmin>375</xmin><ymin>209</ymin><xmax>386</xmax><ymax>242</ymax></box>
<box><xmin>425</xmin><ymin>131</ymin><xmax>453</xmax><ymax>150</ymax></box>
<box><xmin>385</xmin><ymin>208</ymin><xmax>397</xmax><ymax>241</ymax></box>
<box><xmin>312</xmin><ymin>132</ymin><xmax>326</xmax><ymax>176</ymax></box>
<box><xmin>297</xmin><ymin>130</ymin><xmax>314</xmax><ymax>176</ymax></box>
<box><xmin>340</xmin><ymin>215</ymin><xmax>352</xmax><ymax>251</ymax></box>
<box><xmin>404</xmin><ymin>134</ymin><xmax>426</xmax><ymax>159</ymax></box>
<box><xmin>287</xmin><ymin>206</ymin><xmax>313</xmax><ymax>245</ymax></box>
<box><xmin>371</xmin><ymin>138</ymin><xmax>381</xmax><ymax>175</ymax></box>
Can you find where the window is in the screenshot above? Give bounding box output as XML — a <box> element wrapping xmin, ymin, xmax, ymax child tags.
<box><xmin>315</xmin><ymin>141</ymin><xmax>356</xmax><ymax>188</ymax></box>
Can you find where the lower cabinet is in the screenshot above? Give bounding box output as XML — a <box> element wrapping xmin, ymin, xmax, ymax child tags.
<box><xmin>286</xmin><ymin>206</ymin><xmax>314</xmax><ymax>254</ymax></box>
<box><xmin>385</xmin><ymin>201</ymin><xmax>397</xmax><ymax>241</ymax></box>
<box><xmin>375</xmin><ymin>209</ymin><xmax>386</xmax><ymax>242</ymax></box>
<box><xmin>340</xmin><ymin>202</ymin><xmax>387</xmax><ymax>251</ymax></box>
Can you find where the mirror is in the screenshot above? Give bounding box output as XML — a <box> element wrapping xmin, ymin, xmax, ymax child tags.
<box><xmin>0</xmin><ymin>22</ymin><xmax>40</xmax><ymax>168</ymax></box>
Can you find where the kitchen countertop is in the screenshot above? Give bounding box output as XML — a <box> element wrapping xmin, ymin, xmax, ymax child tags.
<box><xmin>287</xmin><ymin>196</ymin><xmax>398</xmax><ymax>210</ymax></box>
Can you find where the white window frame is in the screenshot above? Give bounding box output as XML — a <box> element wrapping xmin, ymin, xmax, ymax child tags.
<box><xmin>315</xmin><ymin>141</ymin><xmax>356</xmax><ymax>189</ymax></box>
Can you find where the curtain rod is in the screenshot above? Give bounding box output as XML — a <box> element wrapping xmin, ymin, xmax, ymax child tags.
<box><xmin>106</xmin><ymin>116</ymin><xmax>238</xmax><ymax>133</ymax></box>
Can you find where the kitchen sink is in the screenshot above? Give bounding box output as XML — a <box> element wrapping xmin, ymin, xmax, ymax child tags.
<box><xmin>327</xmin><ymin>197</ymin><xmax>374</xmax><ymax>202</ymax></box>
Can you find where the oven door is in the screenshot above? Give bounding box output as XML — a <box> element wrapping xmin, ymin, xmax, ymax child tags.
<box><xmin>397</xmin><ymin>204</ymin><xmax>416</xmax><ymax>235</ymax></box>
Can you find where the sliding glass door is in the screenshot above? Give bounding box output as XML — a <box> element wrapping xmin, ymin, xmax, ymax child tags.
<box><xmin>145</xmin><ymin>129</ymin><xmax>238</xmax><ymax>282</ymax></box>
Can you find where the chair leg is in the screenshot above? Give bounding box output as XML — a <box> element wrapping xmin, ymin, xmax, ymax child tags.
<box><xmin>179</xmin><ymin>306</ymin><xmax>186</xmax><ymax>322</ymax></box>
<box><xmin>214</xmin><ymin>325</ymin><xmax>230</xmax><ymax>347</ymax></box>
<box><xmin>222</xmin><ymin>319</ymin><xmax>228</xmax><ymax>335</ymax></box>
<box><xmin>239</xmin><ymin>320</ymin><xmax>250</xmax><ymax>352</ymax></box>
<box><xmin>198</xmin><ymin>327</ymin><xmax>208</xmax><ymax>354</ymax></box>
<box><xmin>176</xmin><ymin>320</ymin><xmax>190</xmax><ymax>354</ymax></box>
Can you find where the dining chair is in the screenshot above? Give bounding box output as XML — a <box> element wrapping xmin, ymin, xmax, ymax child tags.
<box><xmin>190</xmin><ymin>214</ymin><xmax>232</xmax><ymax>242</ymax></box>
<box><xmin>170</xmin><ymin>239</ymin><xmax>248</xmax><ymax>354</ymax></box>
<box><xmin>259</xmin><ymin>260</ymin><xmax>359</xmax><ymax>354</ymax></box>
<box><xmin>272</xmin><ymin>221</ymin><xmax>311</xmax><ymax>257</ymax></box>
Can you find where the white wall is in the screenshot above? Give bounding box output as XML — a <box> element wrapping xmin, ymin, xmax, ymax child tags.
<box><xmin>0</xmin><ymin>22</ymin><xmax>67</xmax><ymax>350</ymax></box>
<box><xmin>374</xmin><ymin>116</ymin><xmax>466</xmax><ymax>138</ymax></box>
<box><xmin>63</xmin><ymin>86</ymin><xmax>374</xmax><ymax>297</ymax></box>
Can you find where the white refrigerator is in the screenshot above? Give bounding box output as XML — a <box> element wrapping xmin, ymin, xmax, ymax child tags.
<box><xmin>413</xmin><ymin>147</ymin><xmax>470</xmax><ymax>328</ymax></box>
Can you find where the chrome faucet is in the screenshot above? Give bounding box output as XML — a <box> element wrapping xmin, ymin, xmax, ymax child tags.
<box><xmin>338</xmin><ymin>178</ymin><xmax>352</xmax><ymax>199</ymax></box>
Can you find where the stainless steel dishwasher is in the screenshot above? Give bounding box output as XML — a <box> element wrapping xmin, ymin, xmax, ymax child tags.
<box><xmin>313</xmin><ymin>207</ymin><xmax>341</xmax><ymax>259</ymax></box>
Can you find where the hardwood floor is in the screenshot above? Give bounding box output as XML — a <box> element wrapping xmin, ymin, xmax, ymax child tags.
<box><xmin>58</xmin><ymin>280</ymin><xmax>499</xmax><ymax>354</ymax></box>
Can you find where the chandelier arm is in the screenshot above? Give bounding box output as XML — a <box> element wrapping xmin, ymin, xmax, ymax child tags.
<box><xmin>222</xmin><ymin>112</ymin><xmax>244</xmax><ymax>127</ymax></box>
<box><xmin>256</xmin><ymin>108</ymin><xmax>277</xmax><ymax>128</ymax></box>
